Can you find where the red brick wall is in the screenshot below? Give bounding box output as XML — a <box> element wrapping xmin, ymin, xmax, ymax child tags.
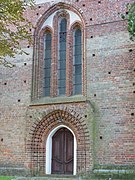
<box><xmin>0</xmin><ymin>0</ymin><xmax>135</xmax><ymax>176</ymax></box>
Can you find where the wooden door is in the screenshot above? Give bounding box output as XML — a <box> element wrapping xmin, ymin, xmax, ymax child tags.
<box><xmin>52</xmin><ymin>127</ymin><xmax>74</xmax><ymax>174</ymax></box>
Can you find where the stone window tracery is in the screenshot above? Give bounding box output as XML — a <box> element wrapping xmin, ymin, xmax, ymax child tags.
<box><xmin>32</xmin><ymin>4</ymin><xmax>85</xmax><ymax>101</ymax></box>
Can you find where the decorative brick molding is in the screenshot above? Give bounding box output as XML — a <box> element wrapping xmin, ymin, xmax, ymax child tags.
<box><xmin>26</xmin><ymin>105</ymin><xmax>92</xmax><ymax>175</ymax></box>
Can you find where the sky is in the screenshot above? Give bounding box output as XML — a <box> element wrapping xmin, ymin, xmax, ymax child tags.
<box><xmin>35</xmin><ymin>0</ymin><xmax>63</xmax><ymax>4</ymax></box>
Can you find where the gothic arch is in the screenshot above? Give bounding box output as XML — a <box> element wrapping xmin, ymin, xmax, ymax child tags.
<box><xmin>27</xmin><ymin>109</ymin><xmax>91</xmax><ymax>175</ymax></box>
<box><xmin>34</xmin><ymin>2</ymin><xmax>85</xmax><ymax>35</ymax></box>
<box><xmin>32</xmin><ymin>2</ymin><xmax>86</xmax><ymax>100</ymax></box>
<box><xmin>37</xmin><ymin>26</ymin><xmax>53</xmax><ymax>97</ymax></box>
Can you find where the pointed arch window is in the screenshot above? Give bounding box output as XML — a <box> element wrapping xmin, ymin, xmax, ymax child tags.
<box><xmin>32</xmin><ymin>9</ymin><xmax>85</xmax><ymax>101</ymax></box>
<box><xmin>58</xmin><ymin>18</ymin><xmax>67</xmax><ymax>96</ymax></box>
<box><xmin>73</xmin><ymin>28</ymin><xmax>82</xmax><ymax>95</ymax></box>
<box><xmin>43</xmin><ymin>32</ymin><xmax>52</xmax><ymax>97</ymax></box>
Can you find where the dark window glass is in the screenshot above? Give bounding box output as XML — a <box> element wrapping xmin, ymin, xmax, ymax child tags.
<box><xmin>44</xmin><ymin>78</ymin><xmax>50</xmax><ymax>87</ymax></box>
<box><xmin>44</xmin><ymin>68</ymin><xmax>51</xmax><ymax>78</ymax></box>
<box><xmin>74</xmin><ymin>55</ymin><xmax>82</xmax><ymax>64</ymax></box>
<box><xmin>58</xmin><ymin>70</ymin><xmax>66</xmax><ymax>78</ymax></box>
<box><xmin>44</xmin><ymin>59</ymin><xmax>51</xmax><ymax>68</ymax></box>
<box><xmin>59</xmin><ymin>51</ymin><xmax>66</xmax><ymax>60</ymax></box>
<box><xmin>45</xmin><ymin>50</ymin><xmax>51</xmax><ymax>58</ymax></box>
<box><xmin>59</xmin><ymin>87</ymin><xmax>66</xmax><ymax>95</ymax></box>
<box><xmin>74</xmin><ymin>65</ymin><xmax>82</xmax><ymax>75</ymax></box>
<box><xmin>74</xmin><ymin>45</ymin><xmax>81</xmax><ymax>55</ymax></box>
<box><xmin>58</xmin><ymin>18</ymin><xmax>67</xmax><ymax>95</ymax></box>
<box><xmin>73</xmin><ymin>84</ymin><xmax>82</xmax><ymax>95</ymax></box>
<box><xmin>73</xmin><ymin>74</ymin><xmax>82</xmax><ymax>84</ymax></box>
<box><xmin>43</xmin><ymin>88</ymin><xmax>50</xmax><ymax>97</ymax></box>
<box><xmin>73</xmin><ymin>28</ymin><xmax>82</xmax><ymax>95</ymax></box>
<box><xmin>58</xmin><ymin>80</ymin><xmax>66</xmax><ymax>88</ymax></box>
<box><xmin>43</xmin><ymin>32</ymin><xmax>52</xmax><ymax>96</ymax></box>
<box><xmin>60</xmin><ymin>42</ymin><xmax>66</xmax><ymax>50</ymax></box>
<box><xmin>58</xmin><ymin>60</ymin><xmax>66</xmax><ymax>69</ymax></box>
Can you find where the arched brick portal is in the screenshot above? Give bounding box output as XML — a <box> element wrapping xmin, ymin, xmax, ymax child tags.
<box><xmin>27</xmin><ymin>109</ymin><xmax>91</xmax><ymax>176</ymax></box>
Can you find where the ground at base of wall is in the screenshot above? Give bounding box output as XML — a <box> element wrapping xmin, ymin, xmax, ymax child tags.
<box><xmin>0</xmin><ymin>177</ymin><xmax>14</xmax><ymax>180</ymax></box>
<box><xmin>1</xmin><ymin>175</ymin><xmax>135</xmax><ymax>180</ymax></box>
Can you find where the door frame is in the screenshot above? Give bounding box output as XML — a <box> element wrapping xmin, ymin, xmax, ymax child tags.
<box><xmin>46</xmin><ymin>125</ymin><xmax>77</xmax><ymax>175</ymax></box>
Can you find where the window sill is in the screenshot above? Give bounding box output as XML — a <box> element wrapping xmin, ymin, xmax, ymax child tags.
<box><xmin>30</xmin><ymin>95</ymin><xmax>86</xmax><ymax>106</ymax></box>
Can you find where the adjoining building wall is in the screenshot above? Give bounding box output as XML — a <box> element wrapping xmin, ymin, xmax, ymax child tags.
<box><xmin>0</xmin><ymin>0</ymin><xmax>135</xmax><ymax>178</ymax></box>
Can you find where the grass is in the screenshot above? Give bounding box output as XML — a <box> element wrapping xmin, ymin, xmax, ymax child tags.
<box><xmin>0</xmin><ymin>177</ymin><xmax>14</xmax><ymax>180</ymax></box>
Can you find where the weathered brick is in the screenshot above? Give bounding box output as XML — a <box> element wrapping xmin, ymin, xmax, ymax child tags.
<box><xmin>0</xmin><ymin>0</ymin><xmax>135</xmax><ymax>177</ymax></box>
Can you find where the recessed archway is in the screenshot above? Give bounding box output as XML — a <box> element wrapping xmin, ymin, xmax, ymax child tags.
<box><xmin>46</xmin><ymin>125</ymin><xmax>77</xmax><ymax>175</ymax></box>
<box><xmin>27</xmin><ymin>109</ymin><xmax>91</xmax><ymax>175</ymax></box>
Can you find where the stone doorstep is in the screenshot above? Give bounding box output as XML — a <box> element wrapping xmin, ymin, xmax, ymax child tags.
<box><xmin>12</xmin><ymin>175</ymin><xmax>79</xmax><ymax>180</ymax></box>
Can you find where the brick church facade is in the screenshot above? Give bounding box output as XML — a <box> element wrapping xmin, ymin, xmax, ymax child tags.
<box><xmin>0</xmin><ymin>0</ymin><xmax>135</xmax><ymax>179</ymax></box>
